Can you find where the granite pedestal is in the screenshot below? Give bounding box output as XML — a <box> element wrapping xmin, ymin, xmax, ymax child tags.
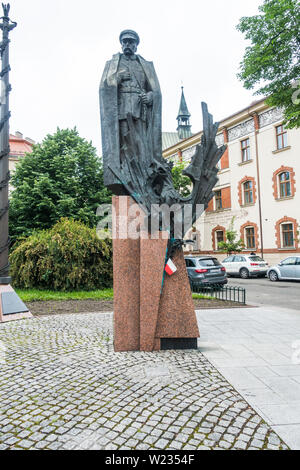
<box><xmin>113</xmin><ymin>196</ymin><xmax>200</xmax><ymax>352</ymax></box>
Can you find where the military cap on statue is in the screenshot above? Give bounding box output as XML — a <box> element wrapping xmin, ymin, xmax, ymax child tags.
<box><xmin>119</xmin><ymin>30</ymin><xmax>140</xmax><ymax>45</ymax></box>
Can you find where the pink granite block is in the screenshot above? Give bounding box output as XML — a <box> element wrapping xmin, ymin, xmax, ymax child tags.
<box><xmin>139</xmin><ymin>232</ymin><xmax>168</xmax><ymax>352</ymax></box>
<box><xmin>113</xmin><ymin>238</ymin><xmax>140</xmax><ymax>351</ymax></box>
<box><xmin>113</xmin><ymin>196</ymin><xmax>141</xmax><ymax>352</ymax></box>
<box><xmin>156</xmin><ymin>249</ymin><xmax>200</xmax><ymax>340</ymax></box>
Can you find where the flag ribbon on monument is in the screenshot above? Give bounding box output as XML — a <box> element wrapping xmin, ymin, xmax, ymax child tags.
<box><xmin>164</xmin><ymin>237</ymin><xmax>177</xmax><ymax>277</ymax></box>
<box><xmin>161</xmin><ymin>238</ymin><xmax>178</xmax><ymax>296</ymax></box>
<box><xmin>165</xmin><ymin>258</ymin><xmax>177</xmax><ymax>276</ymax></box>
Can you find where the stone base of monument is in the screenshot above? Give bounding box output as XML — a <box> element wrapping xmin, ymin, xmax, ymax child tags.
<box><xmin>113</xmin><ymin>196</ymin><xmax>200</xmax><ymax>352</ymax></box>
<box><xmin>0</xmin><ymin>284</ymin><xmax>32</xmax><ymax>323</ymax></box>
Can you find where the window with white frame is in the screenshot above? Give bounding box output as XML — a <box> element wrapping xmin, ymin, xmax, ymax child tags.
<box><xmin>245</xmin><ymin>226</ymin><xmax>255</xmax><ymax>249</ymax></box>
<box><xmin>243</xmin><ymin>180</ymin><xmax>253</xmax><ymax>205</ymax></box>
<box><xmin>276</xmin><ymin>125</ymin><xmax>288</xmax><ymax>150</ymax></box>
<box><xmin>241</xmin><ymin>138</ymin><xmax>251</xmax><ymax>162</ymax></box>
<box><xmin>215</xmin><ymin>190</ymin><xmax>222</xmax><ymax>210</ymax></box>
<box><xmin>278</xmin><ymin>172</ymin><xmax>291</xmax><ymax>198</ymax></box>
<box><xmin>215</xmin><ymin>230</ymin><xmax>224</xmax><ymax>250</ymax></box>
<box><xmin>281</xmin><ymin>223</ymin><xmax>294</xmax><ymax>248</ymax></box>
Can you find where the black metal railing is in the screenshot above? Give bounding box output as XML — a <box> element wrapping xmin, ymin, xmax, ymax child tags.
<box><xmin>191</xmin><ymin>284</ymin><xmax>246</xmax><ymax>305</ymax></box>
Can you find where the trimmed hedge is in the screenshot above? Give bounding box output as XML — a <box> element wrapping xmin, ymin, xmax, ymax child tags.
<box><xmin>10</xmin><ymin>218</ymin><xmax>112</xmax><ymax>291</ymax></box>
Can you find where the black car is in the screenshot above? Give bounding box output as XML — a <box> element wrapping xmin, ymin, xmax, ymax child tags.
<box><xmin>185</xmin><ymin>256</ymin><xmax>228</xmax><ymax>288</ymax></box>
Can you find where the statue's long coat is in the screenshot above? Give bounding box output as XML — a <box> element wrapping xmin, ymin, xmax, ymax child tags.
<box><xmin>99</xmin><ymin>53</ymin><xmax>162</xmax><ymax>194</ymax></box>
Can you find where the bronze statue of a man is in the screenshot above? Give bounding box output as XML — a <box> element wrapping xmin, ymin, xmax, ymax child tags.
<box><xmin>100</xmin><ymin>30</ymin><xmax>162</xmax><ymax>195</ymax></box>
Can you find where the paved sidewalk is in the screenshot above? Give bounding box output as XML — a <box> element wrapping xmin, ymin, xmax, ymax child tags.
<box><xmin>0</xmin><ymin>313</ymin><xmax>288</xmax><ymax>450</ymax></box>
<box><xmin>197</xmin><ymin>306</ymin><xmax>300</xmax><ymax>450</ymax></box>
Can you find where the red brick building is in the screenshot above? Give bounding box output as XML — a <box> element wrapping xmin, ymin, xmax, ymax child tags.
<box><xmin>9</xmin><ymin>132</ymin><xmax>34</xmax><ymax>191</ymax></box>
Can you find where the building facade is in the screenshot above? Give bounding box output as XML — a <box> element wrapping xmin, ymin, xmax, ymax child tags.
<box><xmin>163</xmin><ymin>98</ymin><xmax>300</xmax><ymax>265</ymax></box>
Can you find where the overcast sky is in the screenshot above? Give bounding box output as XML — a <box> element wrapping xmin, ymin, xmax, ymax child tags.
<box><xmin>9</xmin><ymin>0</ymin><xmax>262</xmax><ymax>153</ymax></box>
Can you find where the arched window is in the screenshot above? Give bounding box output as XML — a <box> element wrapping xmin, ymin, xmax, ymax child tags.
<box><xmin>238</xmin><ymin>176</ymin><xmax>256</xmax><ymax>206</ymax></box>
<box><xmin>240</xmin><ymin>222</ymin><xmax>259</xmax><ymax>250</ymax></box>
<box><xmin>272</xmin><ymin>167</ymin><xmax>295</xmax><ymax>200</ymax></box>
<box><xmin>212</xmin><ymin>226</ymin><xmax>226</xmax><ymax>251</ymax></box>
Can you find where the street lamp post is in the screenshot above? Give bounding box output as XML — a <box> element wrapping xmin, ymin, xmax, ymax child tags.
<box><xmin>0</xmin><ymin>4</ymin><xmax>31</xmax><ymax>322</ymax></box>
<box><xmin>0</xmin><ymin>3</ymin><xmax>16</xmax><ymax>284</ymax></box>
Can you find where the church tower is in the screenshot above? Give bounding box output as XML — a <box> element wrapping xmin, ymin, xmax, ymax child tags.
<box><xmin>177</xmin><ymin>86</ymin><xmax>192</xmax><ymax>140</ymax></box>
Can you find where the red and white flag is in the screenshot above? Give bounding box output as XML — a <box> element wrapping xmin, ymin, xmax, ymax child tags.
<box><xmin>165</xmin><ymin>258</ymin><xmax>177</xmax><ymax>276</ymax></box>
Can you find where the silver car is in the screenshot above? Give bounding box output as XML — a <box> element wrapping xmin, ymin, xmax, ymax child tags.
<box><xmin>267</xmin><ymin>256</ymin><xmax>300</xmax><ymax>282</ymax></box>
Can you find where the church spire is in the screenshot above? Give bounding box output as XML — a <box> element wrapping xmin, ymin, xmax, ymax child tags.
<box><xmin>177</xmin><ymin>86</ymin><xmax>192</xmax><ymax>140</ymax></box>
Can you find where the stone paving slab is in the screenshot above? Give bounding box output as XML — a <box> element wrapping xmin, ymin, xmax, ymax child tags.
<box><xmin>0</xmin><ymin>313</ymin><xmax>288</xmax><ymax>450</ymax></box>
<box><xmin>197</xmin><ymin>306</ymin><xmax>300</xmax><ymax>449</ymax></box>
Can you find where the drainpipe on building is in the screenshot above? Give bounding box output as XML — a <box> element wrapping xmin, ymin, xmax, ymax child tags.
<box><xmin>252</xmin><ymin>112</ymin><xmax>264</xmax><ymax>259</ymax></box>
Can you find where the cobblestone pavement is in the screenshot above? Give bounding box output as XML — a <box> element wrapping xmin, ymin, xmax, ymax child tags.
<box><xmin>0</xmin><ymin>313</ymin><xmax>289</xmax><ymax>450</ymax></box>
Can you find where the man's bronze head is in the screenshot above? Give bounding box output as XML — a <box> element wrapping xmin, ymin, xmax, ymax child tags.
<box><xmin>119</xmin><ymin>30</ymin><xmax>140</xmax><ymax>56</ymax></box>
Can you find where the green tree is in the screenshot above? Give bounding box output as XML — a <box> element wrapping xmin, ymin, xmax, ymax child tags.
<box><xmin>171</xmin><ymin>161</ymin><xmax>192</xmax><ymax>197</ymax></box>
<box><xmin>218</xmin><ymin>218</ymin><xmax>245</xmax><ymax>255</ymax></box>
<box><xmin>237</xmin><ymin>0</ymin><xmax>300</xmax><ymax>128</ymax></box>
<box><xmin>9</xmin><ymin>128</ymin><xmax>112</xmax><ymax>240</ymax></box>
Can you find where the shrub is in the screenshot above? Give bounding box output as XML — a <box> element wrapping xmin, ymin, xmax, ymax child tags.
<box><xmin>10</xmin><ymin>218</ymin><xmax>112</xmax><ymax>291</ymax></box>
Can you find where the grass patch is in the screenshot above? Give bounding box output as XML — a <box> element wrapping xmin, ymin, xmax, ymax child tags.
<box><xmin>15</xmin><ymin>288</ymin><xmax>114</xmax><ymax>302</ymax></box>
<box><xmin>15</xmin><ymin>288</ymin><xmax>215</xmax><ymax>303</ymax></box>
<box><xmin>192</xmin><ymin>293</ymin><xmax>215</xmax><ymax>300</ymax></box>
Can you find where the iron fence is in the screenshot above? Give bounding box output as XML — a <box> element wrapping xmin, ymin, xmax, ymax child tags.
<box><xmin>191</xmin><ymin>284</ymin><xmax>246</xmax><ymax>305</ymax></box>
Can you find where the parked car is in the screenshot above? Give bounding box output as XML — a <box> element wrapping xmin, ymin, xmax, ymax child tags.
<box><xmin>185</xmin><ymin>256</ymin><xmax>228</xmax><ymax>288</ymax></box>
<box><xmin>222</xmin><ymin>254</ymin><xmax>268</xmax><ymax>279</ymax></box>
<box><xmin>267</xmin><ymin>256</ymin><xmax>300</xmax><ymax>282</ymax></box>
